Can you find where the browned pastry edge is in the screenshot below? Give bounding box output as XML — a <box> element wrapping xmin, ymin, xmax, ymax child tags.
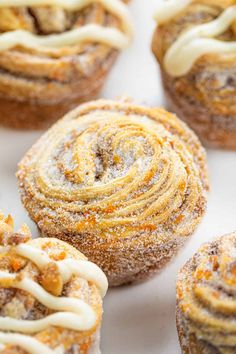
<box><xmin>0</xmin><ymin>51</ymin><xmax>117</xmax><ymax>130</ymax></box>
<box><xmin>176</xmin><ymin>303</ymin><xmax>205</xmax><ymax>354</ymax></box>
<box><xmin>161</xmin><ymin>70</ymin><xmax>236</xmax><ymax>150</ymax></box>
<box><xmin>176</xmin><ymin>292</ymin><xmax>218</xmax><ymax>354</ymax></box>
<box><xmin>40</xmin><ymin>229</ymin><xmax>184</xmax><ymax>287</ymax></box>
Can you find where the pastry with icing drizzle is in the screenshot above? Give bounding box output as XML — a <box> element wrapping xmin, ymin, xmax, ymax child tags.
<box><xmin>176</xmin><ymin>232</ymin><xmax>236</xmax><ymax>353</ymax></box>
<box><xmin>152</xmin><ymin>0</ymin><xmax>236</xmax><ymax>149</ymax></box>
<box><xmin>0</xmin><ymin>212</ymin><xmax>108</xmax><ymax>354</ymax></box>
<box><xmin>17</xmin><ymin>98</ymin><xmax>208</xmax><ymax>286</ymax></box>
<box><xmin>0</xmin><ymin>0</ymin><xmax>133</xmax><ymax>129</ymax></box>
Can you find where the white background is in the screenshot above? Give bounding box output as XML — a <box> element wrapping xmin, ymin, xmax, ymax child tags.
<box><xmin>0</xmin><ymin>1</ymin><xmax>235</xmax><ymax>353</ymax></box>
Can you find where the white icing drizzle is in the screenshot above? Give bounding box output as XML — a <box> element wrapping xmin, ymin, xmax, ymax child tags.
<box><xmin>154</xmin><ymin>0</ymin><xmax>191</xmax><ymax>25</ymax></box>
<box><xmin>0</xmin><ymin>312</ymin><xmax>95</xmax><ymax>332</ymax></box>
<box><xmin>16</xmin><ymin>243</ymin><xmax>108</xmax><ymax>297</ymax></box>
<box><xmin>0</xmin><ymin>271</ymin><xmax>97</xmax><ymax>329</ymax></box>
<box><xmin>154</xmin><ymin>1</ymin><xmax>236</xmax><ymax>77</ymax></box>
<box><xmin>0</xmin><ymin>241</ymin><xmax>108</xmax><ymax>354</ymax></box>
<box><xmin>0</xmin><ymin>0</ymin><xmax>133</xmax><ymax>51</ymax></box>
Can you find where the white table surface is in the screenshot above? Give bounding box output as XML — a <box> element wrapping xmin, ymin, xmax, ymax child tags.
<box><xmin>0</xmin><ymin>1</ymin><xmax>236</xmax><ymax>353</ymax></box>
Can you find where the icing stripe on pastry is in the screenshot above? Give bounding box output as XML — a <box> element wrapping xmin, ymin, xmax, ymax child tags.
<box><xmin>15</xmin><ymin>243</ymin><xmax>108</xmax><ymax>297</ymax></box>
<box><xmin>0</xmin><ymin>0</ymin><xmax>133</xmax><ymax>51</ymax></box>
<box><xmin>1</xmin><ymin>0</ymin><xmax>134</xmax><ymax>36</ymax></box>
<box><xmin>0</xmin><ymin>25</ymin><xmax>130</xmax><ymax>52</ymax></box>
<box><xmin>0</xmin><ymin>313</ymin><xmax>97</xmax><ymax>333</ymax></box>
<box><xmin>154</xmin><ymin>0</ymin><xmax>191</xmax><ymax>25</ymax></box>
<box><xmin>0</xmin><ymin>271</ymin><xmax>96</xmax><ymax>329</ymax></box>
<box><xmin>155</xmin><ymin>2</ymin><xmax>236</xmax><ymax>76</ymax></box>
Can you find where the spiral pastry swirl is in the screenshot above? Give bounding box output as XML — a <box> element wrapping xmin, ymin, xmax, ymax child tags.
<box><xmin>177</xmin><ymin>232</ymin><xmax>236</xmax><ymax>354</ymax></box>
<box><xmin>17</xmin><ymin>99</ymin><xmax>208</xmax><ymax>286</ymax></box>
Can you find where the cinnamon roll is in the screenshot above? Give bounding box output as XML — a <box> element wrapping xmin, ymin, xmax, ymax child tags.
<box><xmin>152</xmin><ymin>0</ymin><xmax>236</xmax><ymax>149</ymax></box>
<box><xmin>0</xmin><ymin>0</ymin><xmax>133</xmax><ymax>129</ymax></box>
<box><xmin>0</xmin><ymin>212</ymin><xmax>108</xmax><ymax>354</ymax></box>
<box><xmin>177</xmin><ymin>232</ymin><xmax>236</xmax><ymax>354</ymax></box>
<box><xmin>17</xmin><ymin>98</ymin><xmax>208</xmax><ymax>286</ymax></box>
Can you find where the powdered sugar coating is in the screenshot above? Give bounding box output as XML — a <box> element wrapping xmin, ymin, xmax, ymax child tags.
<box><xmin>17</xmin><ymin>98</ymin><xmax>208</xmax><ymax>286</ymax></box>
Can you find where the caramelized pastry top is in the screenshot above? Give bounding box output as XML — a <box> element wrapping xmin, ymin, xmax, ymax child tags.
<box><xmin>177</xmin><ymin>232</ymin><xmax>236</xmax><ymax>352</ymax></box>
<box><xmin>154</xmin><ymin>0</ymin><xmax>236</xmax><ymax>76</ymax></box>
<box><xmin>0</xmin><ymin>0</ymin><xmax>133</xmax><ymax>53</ymax></box>
<box><xmin>0</xmin><ymin>212</ymin><xmax>108</xmax><ymax>354</ymax></box>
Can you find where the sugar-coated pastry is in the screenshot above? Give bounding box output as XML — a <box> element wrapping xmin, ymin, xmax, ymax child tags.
<box><xmin>0</xmin><ymin>212</ymin><xmax>108</xmax><ymax>354</ymax></box>
<box><xmin>17</xmin><ymin>98</ymin><xmax>209</xmax><ymax>286</ymax></box>
<box><xmin>0</xmin><ymin>0</ymin><xmax>133</xmax><ymax>129</ymax></box>
<box><xmin>152</xmin><ymin>0</ymin><xmax>236</xmax><ymax>149</ymax></box>
<box><xmin>177</xmin><ymin>232</ymin><xmax>236</xmax><ymax>353</ymax></box>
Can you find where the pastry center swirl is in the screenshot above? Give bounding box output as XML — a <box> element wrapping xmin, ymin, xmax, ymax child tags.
<box><xmin>22</xmin><ymin>109</ymin><xmax>204</xmax><ymax>239</ymax></box>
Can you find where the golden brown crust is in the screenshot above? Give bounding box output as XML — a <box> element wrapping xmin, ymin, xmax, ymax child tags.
<box><xmin>176</xmin><ymin>232</ymin><xmax>236</xmax><ymax>354</ymax></box>
<box><xmin>0</xmin><ymin>1</ymin><xmax>129</xmax><ymax>130</ymax></box>
<box><xmin>17</xmin><ymin>98</ymin><xmax>208</xmax><ymax>286</ymax></box>
<box><xmin>0</xmin><ymin>51</ymin><xmax>117</xmax><ymax>130</ymax></box>
<box><xmin>0</xmin><ymin>213</ymin><xmax>104</xmax><ymax>354</ymax></box>
<box><xmin>152</xmin><ymin>1</ymin><xmax>236</xmax><ymax>149</ymax></box>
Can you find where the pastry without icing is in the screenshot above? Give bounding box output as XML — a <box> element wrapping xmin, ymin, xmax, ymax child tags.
<box><xmin>152</xmin><ymin>0</ymin><xmax>236</xmax><ymax>149</ymax></box>
<box><xmin>0</xmin><ymin>0</ymin><xmax>133</xmax><ymax>129</ymax></box>
<box><xmin>177</xmin><ymin>232</ymin><xmax>236</xmax><ymax>353</ymax></box>
<box><xmin>17</xmin><ymin>98</ymin><xmax>209</xmax><ymax>286</ymax></box>
<box><xmin>0</xmin><ymin>212</ymin><xmax>108</xmax><ymax>354</ymax></box>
